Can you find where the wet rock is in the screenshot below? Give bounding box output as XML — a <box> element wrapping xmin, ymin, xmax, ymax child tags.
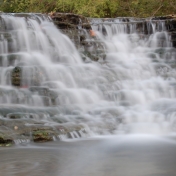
<box><xmin>80</xmin><ymin>35</ymin><xmax>86</xmax><ymax>42</ymax></box>
<box><xmin>0</xmin><ymin>114</ymin><xmax>88</xmax><ymax>145</ymax></box>
<box><xmin>30</xmin><ymin>123</ymin><xmax>87</xmax><ymax>142</ymax></box>
<box><xmin>29</xmin><ymin>86</ymin><xmax>49</xmax><ymax>96</ymax></box>
<box><xmin>0</xmin><ymin>132</ymin><xmax>13</xmax><ymax>147</ymax></box>
<box><xmin>55</xmin><ymin>123</ymin><xmax>87</xmax><ymax>139</ymax></box>
<box><xmin>51</xmin><ymin>13</ymin><xmax>90</xmax><ymax>29</ymax></box>
<box><xmin>152</xmin><ymin>16</ymin><xmax>175</xmax><ymax>20</ymax></box>
<box><xmin>82</xmin><ymin>23</ymin><xmax>91</xmax><ymax>30</ymax></box>
<box><xmin>11</xmin><ymin>66</ymin><xmax>44</xmax><ymax>87</ymax></box>
<box><xmin>152</xmin><ymin>15</ymin><xmax>176</xmax><ymax>47</ymax></box>
<box><xmin>166</xmin><ymin>20</ymin><xmax>176</xmax><ymax>32</ymax></box>
<box><xmin>6</xmin><ymin>112</ymin><xmax>36</xmax><ymax>119</ymax></box>
<box><xmin>50</xmin><ymin>13</ymin><xmax>107</xmax><ymax>61</ymax></box>
<box><xmin>0</xmin><ymin>119</ymin><xmax>53</xmax><ymax>144</ymax></box>
<box><xmin>51</xmin><ymin>13</ymin><xmax>92</xmax><ymax>50</ymax></box>
<box><xmin>7</xmin><ymin>113</ymin><xmax>26</xmax><ymax>119</ymax></box>
<box><xmin>53</xmin><ymin>21</ymin><xmax>76</xmax><ymax>29</ymax></box>
<box><xmin>0</xmin><ymin>54</ymin><xmax>16</xmax><ymax>66</ymax></box>
<box><xmin>32</xmin><ymin>130</ymin><xmax>54</xmax><ymax>142</ymax></box>
<box><xmin>29</xmin><ymin>92</ymin><xmax>55</xmax><ymax>106</ymax></box>
<box><xmin>11</xmin><ymin>66</ymin><xmax>21</xmax><ymax>86</ymax></box>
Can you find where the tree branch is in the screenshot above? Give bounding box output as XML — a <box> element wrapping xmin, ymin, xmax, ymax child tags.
<box><xmin>170</xmin><ymin>1</ymin><xmax>176</xmax><ymax>10</ymax></box>
<box><xmin>152</xmin><ymin>4</ymin><xmax>163</xmax><ymax>17</ymax></box>
<box><xmin>126</xmin><ymin>0</ymin><xmax>136</xmax><ymax>17</ymax></box>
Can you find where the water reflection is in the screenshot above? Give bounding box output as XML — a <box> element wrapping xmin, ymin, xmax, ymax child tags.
<box><xmin>1</xmin><ymin>135</ymin><xmax>176</xmax><ymax>176</ymax></box>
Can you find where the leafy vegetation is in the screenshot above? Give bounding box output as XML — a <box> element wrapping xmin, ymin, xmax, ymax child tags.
<box><xmin>0</xmin><ymin>0</ymin><xmax>176</xmax><ymax>18</ymax></box>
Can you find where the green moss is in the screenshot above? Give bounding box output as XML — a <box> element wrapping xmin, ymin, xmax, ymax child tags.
<box><xmin>32</xmin><ymin>130</ymin><xmax>53</xmax><ymax>142</ymax></box>
<box><xmin>0</xmin><ymin>133</ymin><xmax>13</xmax><ymax>147</ymax></box>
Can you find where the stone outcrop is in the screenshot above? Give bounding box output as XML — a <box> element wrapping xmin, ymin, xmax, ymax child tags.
<box><xmin>50</xmin><ymin>12</ymin><xmax>91</xmax><ymax>30</ymax></box>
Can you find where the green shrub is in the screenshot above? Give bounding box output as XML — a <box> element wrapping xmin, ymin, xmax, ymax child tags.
<box><xmin>0</xmin><ymin>0</ymin><xmax>176</xmax><ymax>18</ymax></box>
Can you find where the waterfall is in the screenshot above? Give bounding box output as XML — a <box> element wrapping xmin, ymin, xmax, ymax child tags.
<box><xmin>0</xmin><ymin>13</ymin><xmax>176</xmax><ymax>143</ymax></box>
<box><xmin>89</xmin><ymin>18</ymin><xmax>176</xmax><ymax>134</ymax></box>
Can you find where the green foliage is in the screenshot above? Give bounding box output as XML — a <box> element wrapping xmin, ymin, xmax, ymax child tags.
<box><xmin>0</xmin><ymin>0</ymin><xmax>176</xmax><ymax>17</ymax></box>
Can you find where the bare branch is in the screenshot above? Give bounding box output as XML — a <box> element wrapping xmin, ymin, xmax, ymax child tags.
<box><xmin>152</xmin><ymin>0</ymin><xmax>164</xmax><ymax>17</ymax></box>
<box><xmin>126</xmin><ymin>0</ymin><xmax>136</xmax><ymax>17</ymax></box>
<box><xmin>170</xmin><ymin>1</ymin><xmax>176</xmax><ymax>10</ymax></box>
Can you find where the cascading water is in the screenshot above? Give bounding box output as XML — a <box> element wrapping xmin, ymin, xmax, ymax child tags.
<box><xmin>89</xmin><ymin>18</ymin><xmax>176</xmax><ymax>134</ymax></box>
<box><xmin>0</xmin><ymin>13</ymin><xmax>176</xmax><ymax>144</ymax></box>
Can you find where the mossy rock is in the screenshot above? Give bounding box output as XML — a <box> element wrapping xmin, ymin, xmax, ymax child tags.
<box><xmin>6</xmin><ymin>112</ymin><xmax>36</xmax><ymax>119</ymax></box>
<box><xmin>62</xmin><ymin>123</ymin><xmax>85</xmax><ymax>133</ymax></box>
<box><xmin>0</xmin><ymin>133</ymin><xmax>13</xmax><ymax>147</ymax></box>
<box><xmin>82</xmin><ymin>23</ymin><xmax>92</xmax><ymax>30</ymax></box>
<box><xmin>32</xmin><ymin>130</ymin><xmax>54</xmax><ymax>142</ymax></box>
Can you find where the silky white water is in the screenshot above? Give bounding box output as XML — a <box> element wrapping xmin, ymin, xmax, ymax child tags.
<box><xmin>0</xmin><ymin>14</ymin><xmax>176</xmax><ymax>137</ymax></box>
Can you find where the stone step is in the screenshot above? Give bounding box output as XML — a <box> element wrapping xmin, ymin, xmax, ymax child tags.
<box><xmin>0</xmin><ymin>104</ymin><xmax>60</xmax><ymax>117</ymax></box>
<box><xmin>0</xmin><ymin>86</ymin><xmax>58</xmax><ymax>106</ymax></box>
<box><xmin>0</xmin><ymin>53</ymin><xmax>35</xmax><ymax>67</ymax></box>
